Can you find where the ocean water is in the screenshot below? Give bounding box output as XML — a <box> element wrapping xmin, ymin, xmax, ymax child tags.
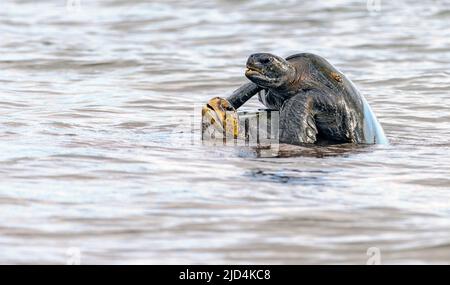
<box><xmin>1</xmin><ymin>0</ymin><xmax>450</xmax><ymax>264</ymax></box>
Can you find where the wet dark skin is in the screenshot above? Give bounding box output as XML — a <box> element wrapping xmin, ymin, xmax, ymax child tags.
<box><xmin>203</xmin><ymin>53</ymin><xmax>367</xmax><ymax>145</ymax></box>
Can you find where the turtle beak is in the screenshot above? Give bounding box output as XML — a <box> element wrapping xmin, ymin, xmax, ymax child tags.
<box><xmin>245</xmin><ymin>53</ymin><xmax>279</xmax><ymax>86</ymax></box>
<box><xmin>245</xmin><ymin>61</ymin><xmax>267</xmax><ymax>83</ymax></box>
<box><xmin>245</xmin><ymin>53</ymin><xmax>266</xmax><ymax>76</ymax></box>
<box><xmin>245</xmin><ymin>66</ymin><xmax>263</xmax><ymax>77</ymax></box>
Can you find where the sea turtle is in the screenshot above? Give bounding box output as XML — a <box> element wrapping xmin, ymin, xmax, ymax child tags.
<box><xmin>202</xmin><ymin>53</ymin><xmax>388</xmax><ymax>145</ymax></box>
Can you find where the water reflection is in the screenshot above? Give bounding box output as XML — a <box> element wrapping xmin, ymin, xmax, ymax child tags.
<box><xmin>247</xmin><ymin>168</ymin><xmax>330</xmax><ymax>186</ymax></box>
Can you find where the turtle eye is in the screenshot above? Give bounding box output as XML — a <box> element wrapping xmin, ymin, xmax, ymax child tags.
<box><xmin>260</xmin><ymin>57</ymin><xmax>271</xmax><ymax>64</ymax></box>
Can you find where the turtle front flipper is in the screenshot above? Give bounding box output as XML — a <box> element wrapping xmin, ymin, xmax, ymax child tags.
<box><xmin>226</xmin><ymin>82</ymin><xmax>261</xmax><ymax>109</ymax></box>
<box><xmin>279</xmin><ymin>92</ymin><xmax>318</xmax><ymax>145</ymax></box>
<box><xmin>202</xmin><ymin>97</ymin><xmax>239</xmax><ymax>140</ymax></box>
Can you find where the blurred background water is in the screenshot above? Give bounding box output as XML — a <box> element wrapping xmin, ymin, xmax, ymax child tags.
<box><xmin>1</xmin><ymin>0</ymin><xmax>450</xmax><ymax>264</ymax></box>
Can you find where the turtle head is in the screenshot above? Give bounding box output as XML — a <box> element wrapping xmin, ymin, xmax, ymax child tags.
<box><xmin>245</xmin><ymin>53</ymin><xmax>295</xmax><ymax>88</ymax></box>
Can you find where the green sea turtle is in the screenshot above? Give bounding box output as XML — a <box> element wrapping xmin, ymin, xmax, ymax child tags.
<box><xmin>202</xmin><ymin>53</ymin><xmax>388</xmax><ymax>145</ymax></box>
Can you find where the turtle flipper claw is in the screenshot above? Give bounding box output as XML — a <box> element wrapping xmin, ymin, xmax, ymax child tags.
<box><xmin>202</xmin><ymin>97</ymin><xmax>239</xmax><ymax>140</ymax></box>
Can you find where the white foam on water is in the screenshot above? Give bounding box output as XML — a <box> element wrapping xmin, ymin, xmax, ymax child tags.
<box><xmin>346</xmin><ymin>79</ymin><xmax>388</xmax><ymax>145</ymax></box>
<box><xmin>361</xmin><ymin>95</ymin><xmax>389</xmax><ymax>145</ymax></box>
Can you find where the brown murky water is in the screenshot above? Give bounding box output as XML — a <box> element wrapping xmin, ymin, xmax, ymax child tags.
<box><xmin>1</xmin><ymin>0</ymin><xmax>450</xmax><ymax>264</ymax></box>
